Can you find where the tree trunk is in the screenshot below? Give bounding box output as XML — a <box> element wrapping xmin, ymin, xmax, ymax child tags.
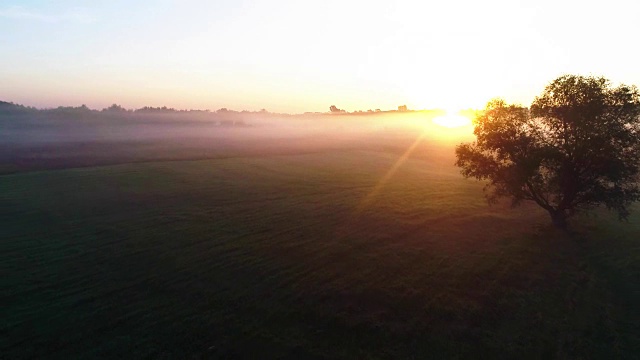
<box><xmin>549</xmin><ymin>209</ymin><xmax>568</xmax><ymax>229</ymax></box>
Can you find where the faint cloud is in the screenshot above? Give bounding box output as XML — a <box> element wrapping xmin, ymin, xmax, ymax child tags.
<box><xmin>0</xmin><ymin>5</ymin><xmax>95</xmax><ymax>23</ymax></box>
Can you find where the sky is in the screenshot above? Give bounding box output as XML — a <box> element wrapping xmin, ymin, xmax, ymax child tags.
<box><xmin>1</xmin><ymin>0</ymin><xmax>639</xmax><ymax>113</ymax></box>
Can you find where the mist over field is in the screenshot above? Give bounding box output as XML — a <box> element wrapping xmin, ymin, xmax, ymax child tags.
<box><xmin>0</xmin><ymin>103</ymin><xmax>469</xmax><ymax>174</ymax></box>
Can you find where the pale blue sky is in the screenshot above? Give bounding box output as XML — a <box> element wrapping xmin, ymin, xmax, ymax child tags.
<box><xmin>1</xmin><ymin>0</ymin><xmax>639</xmax><ymax>112</ymax></box>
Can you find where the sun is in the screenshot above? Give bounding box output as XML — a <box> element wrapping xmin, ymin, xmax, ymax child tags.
<box><xmin>432</xmin><ymin>109</ymin><xmax>472</xmax><ymax>128</ymax></box>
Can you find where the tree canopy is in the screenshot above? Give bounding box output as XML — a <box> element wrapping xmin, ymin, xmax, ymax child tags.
<box><xmin>455</xmin><ymin>75</ymin><xmax>640</xmax><ymax>228</ymax></box>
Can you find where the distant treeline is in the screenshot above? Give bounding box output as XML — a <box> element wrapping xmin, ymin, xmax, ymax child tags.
<box><xmin>0</xmin><ymin>101</ymin><xmax>290</xmax><ymax>126</ymax></box>
<box><xmin>0</xmin><ymin>100</ymin><xmax>449</xmax><ymax>125</ymax></box>
<box><xmin>0</xmin><ymin>100</ymin><xmax>278</xmax><ymax>115</ymax></box>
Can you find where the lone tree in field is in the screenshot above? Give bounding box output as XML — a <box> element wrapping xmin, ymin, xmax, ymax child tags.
<box><xmin>455</xmin><ymin>75</ymin><xmax>640</xmax><ymax>228</ymax></box>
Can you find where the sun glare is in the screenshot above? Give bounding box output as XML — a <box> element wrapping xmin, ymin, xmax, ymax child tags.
<box><xmin>432</xmin><ymin>110</ymin><xmax>472</xmax><ymax>128</ymax></box>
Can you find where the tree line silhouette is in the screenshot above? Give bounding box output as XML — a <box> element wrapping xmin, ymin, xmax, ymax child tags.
<box><xmin>1</xmin><ymin>100</ymin><xmax>420</xmax><ymax>119</ymax></box>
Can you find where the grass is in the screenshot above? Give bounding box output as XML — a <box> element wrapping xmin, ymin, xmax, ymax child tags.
<box><xmin>1</xmin><ymin>148</ymin><xmax>639</xmax><ymax>359</ymax></box>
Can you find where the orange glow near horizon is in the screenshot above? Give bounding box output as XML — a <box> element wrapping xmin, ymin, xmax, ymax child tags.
<box><xmin>419</xmin><ymin>110</ymin><xmax>476</xmax><ymax>144</ymax></box>
<box><xmin>432</xmin><ymin>109</ymin><xmax>473</xmax><ymax>128</ymax></box>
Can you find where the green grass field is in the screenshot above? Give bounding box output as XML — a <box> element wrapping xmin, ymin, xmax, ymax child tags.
<box><xmin>2</xmin><ymin>147</ymin><xmax>639</xmax><ymax>359</ymax></box>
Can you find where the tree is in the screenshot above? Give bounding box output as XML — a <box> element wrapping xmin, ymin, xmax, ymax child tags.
<box><xmin>103</xmin><ymin>104</ymin><xmax>128</xmax><ymax>112</ymax></box>
<box><xmin>455</xmin><ymin>75</ymin><xmax>640</xmax><ymax>228</ymax></box>
<box><xmin>329</xmin><ymin>105</ymin><xmax>345</xmax><ymax>113</ymax></box>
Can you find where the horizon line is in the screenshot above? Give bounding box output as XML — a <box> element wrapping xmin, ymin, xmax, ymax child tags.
<box><xmin>1</xmin><ymin>100</ymin><xmax>480</xmax><ymax>115</ymax></box>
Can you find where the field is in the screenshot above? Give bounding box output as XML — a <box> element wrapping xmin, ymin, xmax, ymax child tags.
<box><xmin>2</xmin><ymin>128</ymin><xmax>639</xmax><ymax>359</ymax></box>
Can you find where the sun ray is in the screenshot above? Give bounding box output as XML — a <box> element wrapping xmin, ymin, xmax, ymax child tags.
<box><xmin>354</xmin><ymin>132</ymin><xmax>428</xmax><ymax>214</ymax></box>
